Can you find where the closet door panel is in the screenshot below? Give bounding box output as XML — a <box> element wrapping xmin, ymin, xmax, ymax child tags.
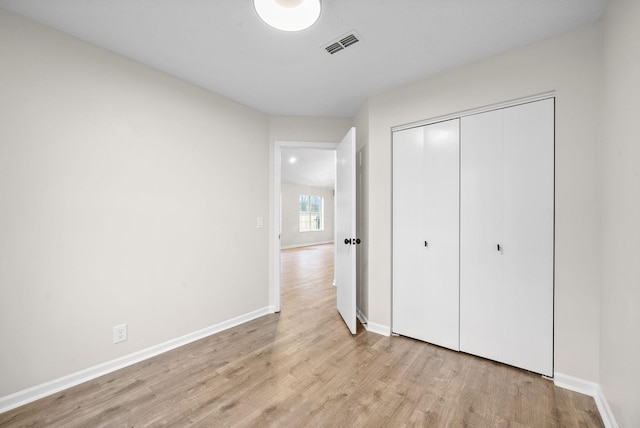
<box><xmin>421</xmin><ymin>119</ymin><xmax>460</xmax><ymax>350</ymax></box>
<box><xmin>392</xmin><ymin>127</ymin><xmax>426</xmax><ymax>339</ymax></box>
<box><xmin>459</xmin><ymin>110</ymin><xmax>504</xmax><ymax>362</ymax></box>
<box><xmin>502</xmin><ymin>99</ymin><xmax>554</xmax><ymax>376</ymax></box>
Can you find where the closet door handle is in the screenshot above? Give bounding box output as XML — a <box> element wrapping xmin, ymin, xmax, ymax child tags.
<box><xmin>344</xmin><ymin>238</ymin><xmax>352</xmax><ymax>245</ymax></box>
<box><xmin>425</xmin><ymin>241</ymin><xmax>428</xmax><ymax>248</ymax></box>
<box><xmin>497</xmin><ymin>244</ymin><xmax>501</xmax><ymax>252</ymax></box>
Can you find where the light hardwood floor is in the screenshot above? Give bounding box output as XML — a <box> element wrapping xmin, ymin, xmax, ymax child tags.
<box><xmin>0</xmin><ymin>244</ymin><xmax>603</xmax><ymax>427</ymax></box>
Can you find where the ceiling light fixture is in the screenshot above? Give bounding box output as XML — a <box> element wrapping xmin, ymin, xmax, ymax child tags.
<box><xmin>254</xmin><ymin>0</ymin><xmax>321</xmax><ymax>32</ymax></box>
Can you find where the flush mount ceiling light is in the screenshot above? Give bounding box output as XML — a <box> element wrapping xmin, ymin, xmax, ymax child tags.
<box><xmin>254</xmin><ymin>0</ymin><xmax>321</xmax><ymax>32</ymax></box>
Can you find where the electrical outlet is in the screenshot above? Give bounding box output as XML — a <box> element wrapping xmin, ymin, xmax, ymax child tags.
<box><xmin>113</xmin><ymin>324</ymin><xmax>127</xmax><ymax>344</ymax></box>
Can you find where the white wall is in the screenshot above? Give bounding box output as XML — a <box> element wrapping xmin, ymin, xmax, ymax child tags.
<box><xmin>354</xmin><ymin>102</ymin><xmax>370</xmax><ymax>322</ymax></box>
<box><xmin>280</xmin><ymin>183</ymin><xmax>334</xmax><ymax>248</ymax></box>
<box><xmin>269</xmin><ymin>116</ymin><xmax>354</xmax><ymax>144</ymax></box>
<box><xmin>0</xmin><ymin>9</ymin><xmax>270</xmax><ymax>398</ymax></box>
<box><xmin>601</xmin><ymin>1</ymin><xmax>640</xmax><ymax>426</ymax></box>
<box><xmin>360</xmin><ymin>24</ymin><xmax>603</xmax><ymax>382</ymax></box>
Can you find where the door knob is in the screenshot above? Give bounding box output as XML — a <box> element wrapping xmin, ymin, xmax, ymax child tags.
<box><xmin>355</xmin><ymin>238</ymin><xmax>361</xmax><ymax>245</ymax></box>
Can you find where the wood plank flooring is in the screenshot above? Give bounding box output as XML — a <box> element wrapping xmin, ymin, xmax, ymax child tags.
<box><xmin>0</xmin><ymin>244</ymin><xmax>603</xmax><ymax>427</ymax></box>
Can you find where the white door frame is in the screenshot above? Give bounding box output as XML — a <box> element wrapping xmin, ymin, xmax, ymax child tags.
<box><xmin>273</xmin><ymin>141</ymin><xmax>339</xmax><ymax>312</ymax></box>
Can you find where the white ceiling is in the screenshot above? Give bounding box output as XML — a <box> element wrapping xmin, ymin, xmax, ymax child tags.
<box><xmin>281</xmin><ymin>148</ymin><xmax>335</xmax><ymax>189</ymax></box>
<box><xmin>0</xmin><ymin>0</ymin><xmax>607</xmax><ymax>118</ymax></box>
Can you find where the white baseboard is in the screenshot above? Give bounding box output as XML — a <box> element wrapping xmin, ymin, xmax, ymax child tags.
<box><xmin>0</xmin><ymin>306</ymin><xmax>275</xmax><ymax>414</ymax></box>
<box><xmin>554</xmin><ymin>373</ymin><xmax>618</xmax><ymax>428</ymax></box>
<box><xmin>365</xmin><ymin>321</ymin><xmax>391</xmax><ymax>337</ymax></box>
<box><xmin>356</xmin><ymin>308</ymin><xmax>391</xmax><ymax>336</ymax></box>
<box><xmin>356</xmin><ymin>308</ymin><xmax>368</xmax><ymax>326</ymax></box>
<box><xmin>280</xmin><ymin>241</ymin><xmax>334</xmax><ymax>250</ymax></box>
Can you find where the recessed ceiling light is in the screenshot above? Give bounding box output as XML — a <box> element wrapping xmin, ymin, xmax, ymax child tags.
<box><xmin>289</xmin><ymin>156</ymin><xmax>297</xmax><ymax>163</ymax></box>
<box><xmin>254</xmin><ymin>0</ymin><xmax>321</xmax><ymax>32</ymax></box>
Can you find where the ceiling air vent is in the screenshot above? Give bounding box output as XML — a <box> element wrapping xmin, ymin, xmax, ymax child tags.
<box><xmin>325</xmin><ymin>42</ymin><xmax>344</xmax><ymax>55</ymax></box>
<box><xmin>324</xmin><ymin>31</ymin><xmax>361</xmax><ymax>55</ymax></box>
<box><xmin>339</xmin><ymin>34</ymin><xmax>359</xmax><ymax>48</ymax></box>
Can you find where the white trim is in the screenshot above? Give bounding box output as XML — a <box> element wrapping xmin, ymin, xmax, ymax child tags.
<box><xmin>273</xmin><ymin>140</ymin><xmax>339</xmax><ymax>313</ymax></box>
<box><xmin>593</xmin><ymin>385</ymin><xmax>619</xmax><ymax>428</ymax></box>
<box><xmin>554</xmin><ymin>372</ymin><xmax>599</xmax><ymax>396</ymax></box>
<box><xmin>554</xmin><ymin>373</ymin><xmax>619</xmax><ymax>428</ymax></box>
<box><xmin>366</xmin><ymin>321</ymin><xmax>391</xmax><ymax>337</ymax></box>
<box><xmin>356</xmin><ymin>308</ymin><xmax>368</xmax><ymax>326</ymax></box>
<box><xmin>280</xmin><ymin>241</ymin><xmax>334</xmax><ymax>250</ymax></box>
<box><xmin>391</xmin><ymin>91</ymin><xmax>556</xmax><ymax>132</ymax></box>
<box><xmin>0</xmin><ymin>306</ymin><xmax>274</xmax><ymax>414</ymax></box>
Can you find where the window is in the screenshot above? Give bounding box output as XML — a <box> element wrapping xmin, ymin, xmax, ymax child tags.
<box><xmin>299</xmin><ymin>195</ymin><xmax>323</xmax><ymax>232</ymax></box>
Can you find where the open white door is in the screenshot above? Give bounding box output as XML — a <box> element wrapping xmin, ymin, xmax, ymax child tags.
<box><xmin>335</xmin><ymin>127</ymin><xmax>357</xmax><ymax>334</ymax></box>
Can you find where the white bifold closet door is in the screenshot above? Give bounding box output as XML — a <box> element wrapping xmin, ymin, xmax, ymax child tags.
<box><xmin>460</xmin><ymin>99</ymin><xmax>554</xmax><ymax>376</ymax></box>
<box><xmin>393</xmin><ymin>119</ymin><xmax>460</xmax><ymax>351</ymax></box>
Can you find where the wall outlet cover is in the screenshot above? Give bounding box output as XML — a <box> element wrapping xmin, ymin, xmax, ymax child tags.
<box><xmin>113</xmin><ymin>324</ymin><xmax>127</xmax><ymax>344</ymax></box>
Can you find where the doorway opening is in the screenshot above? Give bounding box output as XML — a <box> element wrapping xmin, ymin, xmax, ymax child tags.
<box><xmin>273</xmin><ymin>142</ymin><xmax>338</xmax><ymax>313</ymax></box>
<box><xmin>280</xmin><ymin>244</ymin><xmax>336</xmax><ymax>319</ymax></box>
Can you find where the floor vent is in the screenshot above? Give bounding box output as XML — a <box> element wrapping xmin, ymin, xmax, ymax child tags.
<box><xmin>324</xmin><ymin>31</ymin><xmax>361</xmax><ymax>55</ymax></box>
